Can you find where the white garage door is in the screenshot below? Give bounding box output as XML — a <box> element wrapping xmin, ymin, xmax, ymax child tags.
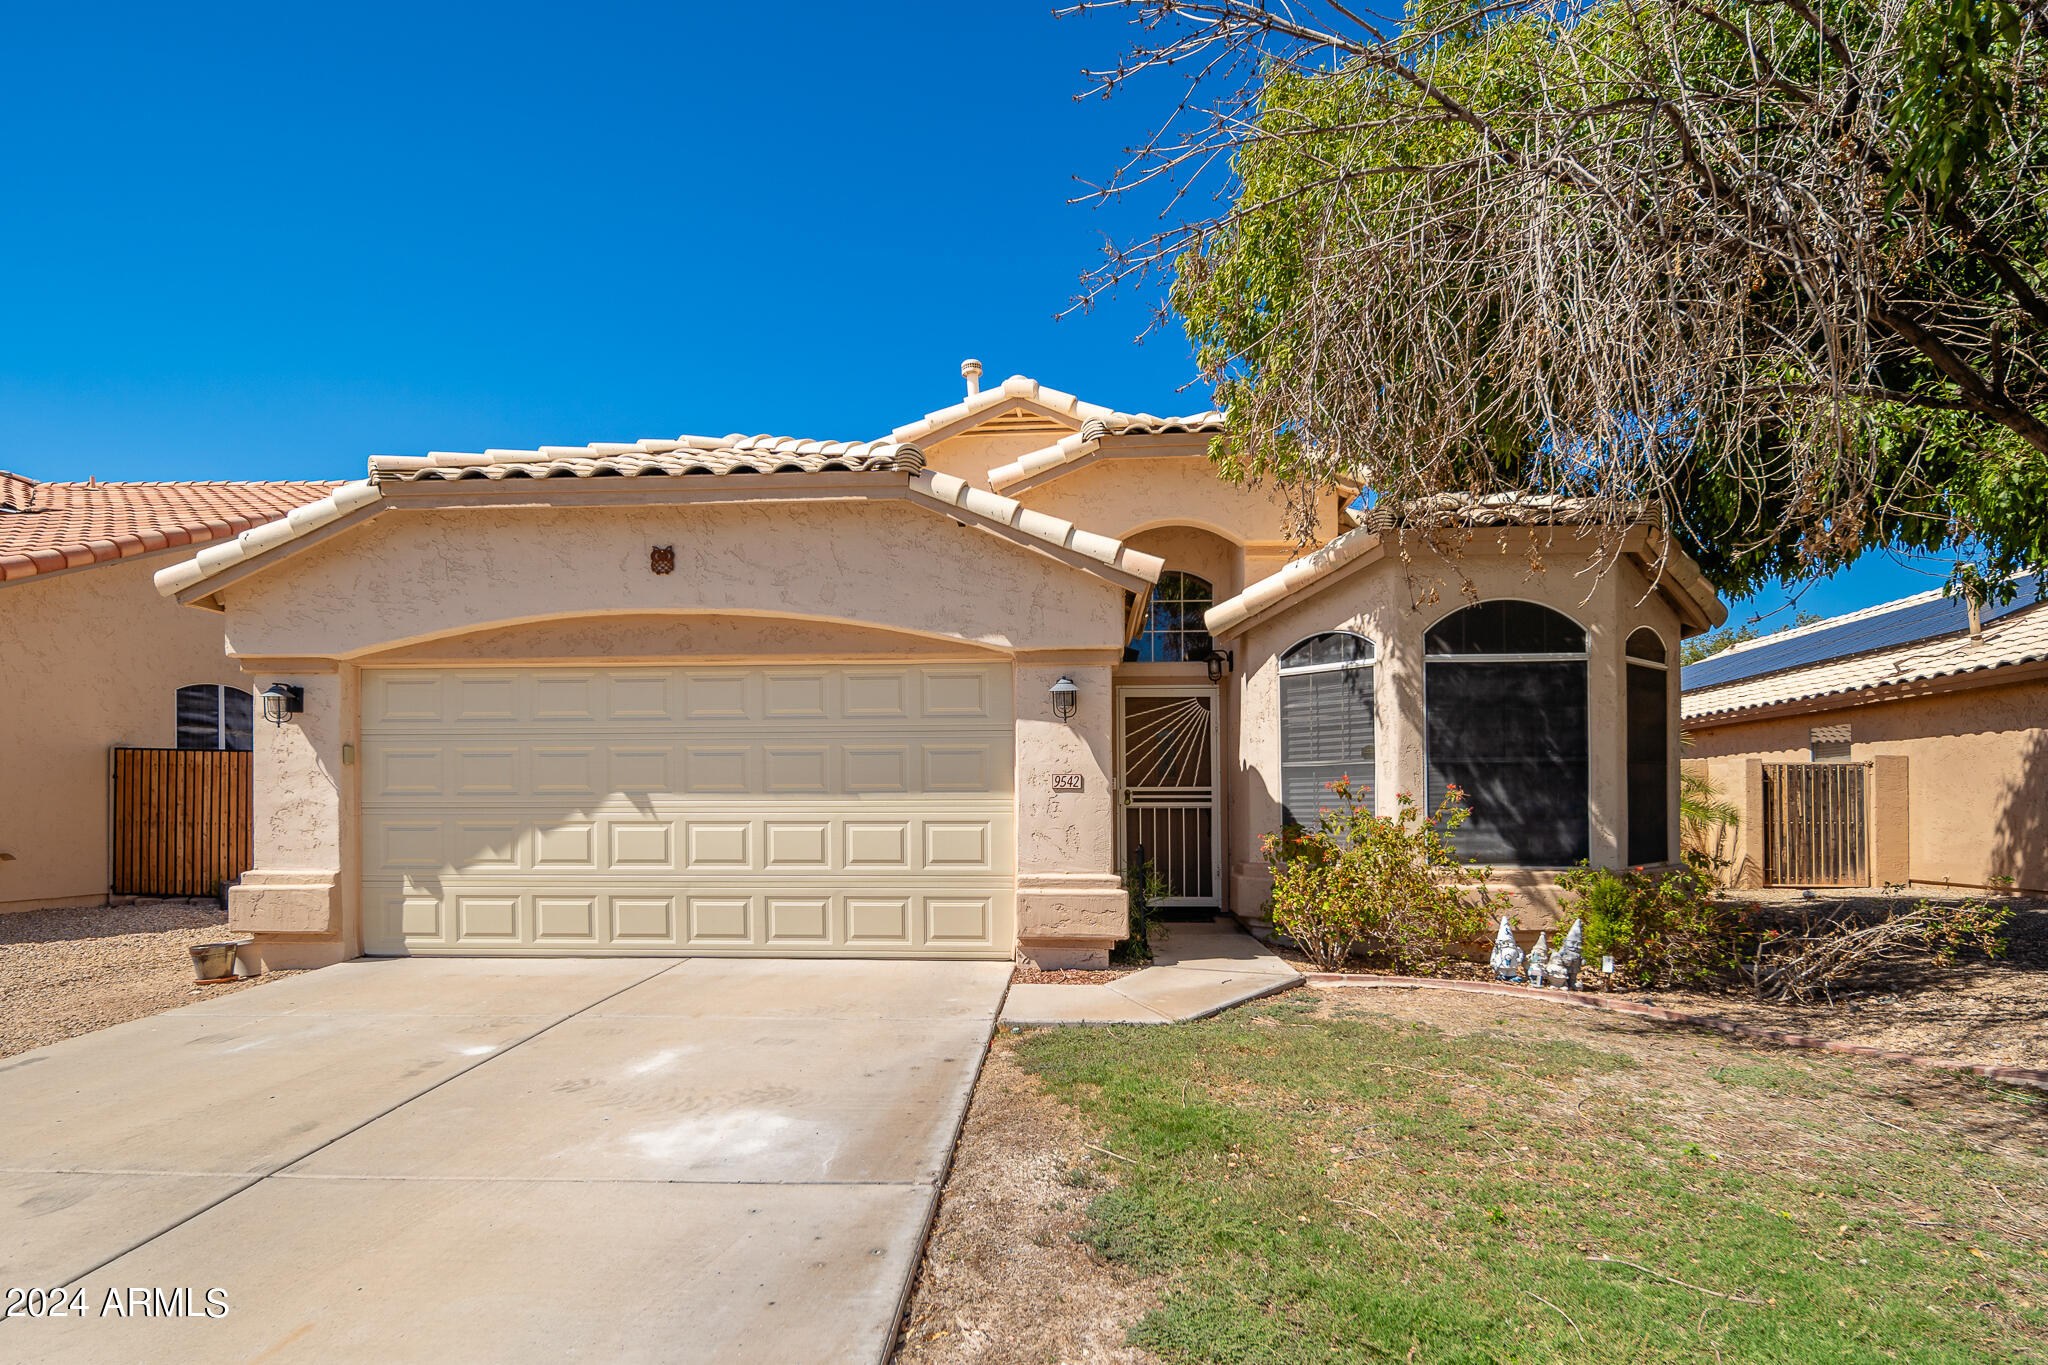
<box><xmin>359</xmin><ymin>664</ymin><xmax>1015</xmax><ymax>957</ymax></box>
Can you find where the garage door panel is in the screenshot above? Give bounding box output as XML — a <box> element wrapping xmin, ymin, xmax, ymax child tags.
<box><xmin>361</xmin><ymin>665</ymin><xmax>1015</xmax><ymax>958</ymax></box>
<box><xmin>367</xmin><ymin>738</ymin><xmax>1007</xmax><ymax>801</ymax></box>
<box><xmin>366</xmin><ymin>881</ymin><xmax>1012</xmax><ymax>954</ymax></box>
<box><xmin>367</xmin><ymin>809</ymin><xmax>1013</xmax><ymax>882</ymax></box>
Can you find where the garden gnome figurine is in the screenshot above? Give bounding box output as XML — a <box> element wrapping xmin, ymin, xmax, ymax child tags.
<box><xmin>1488</xmin><ymin>917</ymin><xmax>1524</xmax><ymax>981</ymax></box>
<box><xmin>1547</xmin><ymin>919</ymin><xmax>1586</xmax><ymax>989</ymax></box>
<box><xmin>1526</xmin><ymin>931</ymin><xmax>1549</xmax><ymax>986</ymax></box>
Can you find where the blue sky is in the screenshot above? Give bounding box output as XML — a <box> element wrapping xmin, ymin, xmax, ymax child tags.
<box><xmin>0</xmin><ymin>1</ymin><xmax>1944</xmax><ymax>626</ymax></box>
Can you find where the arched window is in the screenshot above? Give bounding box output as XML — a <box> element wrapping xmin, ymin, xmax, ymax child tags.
<box><xmin>1625</xmin><ymin>628</ymin><xmax>1670</xmax><ymax>864</ymax></box>
<box><xmin>176</xmin><ymin>684</ymin><xmax>254</xmax><ymax>751</ymax></box>
<box><xmin>1278</xmin><ymin>632</ymin><xmax>1375</xmax><ymax>826</ymax></box>
<box><xmin>1126</xmin><ymin>571</ymin><xmax>1215</xmax><ymax>662</ymax></box>
<box><xmin>1425</xmin><ymin>602</ymin><xmax>1588</xmax><ymax>865</ymax></box>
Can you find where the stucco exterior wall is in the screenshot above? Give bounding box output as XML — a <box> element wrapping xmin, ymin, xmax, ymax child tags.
<box><xmin>921</xmin><ymin>428</ymin><xmax>1071</xmax><ymax>489</ymax></box>
<box><xmin>1686</xmin><ymin>674</ymin><xmax>2048</xmax><ymax>892</ymax></box>
<box><xmin>0</xmin><ymin>554</ymin><xmax>252</xmax><ymax>912</ymax></box>
<box><xmin>365</xmin><ymin>613</ymin><xmax>1007</xmax><ymax>665</ymax></box>
<box><xmin>205</xmin><ymin>495</ymin><xmax>1136</xmax><ymax>966</ymax></box>
<box><xmin>217</xmin><ymin>500</ymin><xmax>1130</xmax><ymax>660</ymax></box>
<box><xmin>1011</xmin><ymin>456</ymin><xmax>1335</xmax><ymax>551</ymax></box>
<box><xmin>1220</xmin><ymin>533</ymin><xmax>1685</xmax><ymax>930</ymax></box>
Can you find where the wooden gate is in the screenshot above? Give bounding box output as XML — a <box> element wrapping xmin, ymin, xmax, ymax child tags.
<box><xmin>110</xmin><ymin>748</ymin><xmax>253</xmax><ymax>897</ymax></box>
<box><xmin>1762</xmin><ymin>762</ymin><xmax>1869</xmax><ymax>887</ymax></box>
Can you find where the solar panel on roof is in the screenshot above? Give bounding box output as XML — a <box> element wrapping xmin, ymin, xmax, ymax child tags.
<box><xmin>1680</xmin><ymin>572</ymin><xmax>2042</xmax><ymax>692</ymax></box>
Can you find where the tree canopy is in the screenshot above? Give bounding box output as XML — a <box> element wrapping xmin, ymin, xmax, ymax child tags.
<box><xmin>1070</xmin><ymin>0</ymin><xmax>2048</xmax><ymax>600</ymax></box>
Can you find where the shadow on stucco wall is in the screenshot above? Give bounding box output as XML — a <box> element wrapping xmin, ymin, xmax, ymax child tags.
<box><xmin>1989</xmin><ymin>726</ymin><xmax>2048</xmax><ymax>893</ymax></box>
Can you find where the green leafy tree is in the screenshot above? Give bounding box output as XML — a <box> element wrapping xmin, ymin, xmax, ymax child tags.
<box><xmin>1068</xmin><ymin>0</ymin><xmax>2048</xmax><ymax>599</ymax></box>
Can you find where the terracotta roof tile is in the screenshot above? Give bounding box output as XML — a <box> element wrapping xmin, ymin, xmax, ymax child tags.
<box><xmin>886</xmin><ymin>375</ymin><xmax>1124</xmax><ymax>445</ymax></box>
<box><xmin>372</xmin><ymin>434</ymin><xmax>926</xmax><ymax>482</ymax></box>
<box><xmin>0</xmin><ymin>474</ymin><xmax>342</xmax><ymax>585</ymax></box>
<box><xmin>987</xmin><ymin>412</ymin><xmax>1228</xmax><ymax>491</ymax></box>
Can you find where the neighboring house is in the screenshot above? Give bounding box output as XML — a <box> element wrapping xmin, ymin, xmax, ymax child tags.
<box><xmin>0</xmin><ymin>471</ymin><xmax>341</xmax><ymax>912</ymax></box>
<box><xmin>1682</xmin><ymin>577</ymin><xmax>2048</xmax><ymax>893</ymax></box>
<box><xmin>150</xmin><ymin>365</ymin><xmax>1726</xmax><ymax>971</ymax></box>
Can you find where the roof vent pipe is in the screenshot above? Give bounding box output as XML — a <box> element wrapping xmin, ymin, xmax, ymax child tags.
<box><xmin>1967</xmin><ymin>595</ymin><xmax>1983</xmax><ymax>638</ymax></box>
<box><xmin>961</xmin><ymin>359</ymin><xmax>982</xmax><ymax>398</ymax></box>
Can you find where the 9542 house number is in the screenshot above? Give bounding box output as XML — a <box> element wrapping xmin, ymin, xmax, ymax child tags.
<box><xmin>5</xmin><ymin>1286</ymin><xmax>230</xmax><ymax>1319</ymax></box>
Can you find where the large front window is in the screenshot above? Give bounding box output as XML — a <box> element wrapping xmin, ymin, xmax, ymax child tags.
<box><xmin>1126</xmin><ymin>571</ymin><xmax>1215</xmax><ymax>662</ymax></box>
<box><xmin>1425</xmin><ymin>601</ymin><xmax>1588</xmax><ymax>866</ymax></box>
<box><xmin>1626</xmin><ymin>627</ymin><xmax>1671</xmax><ymax>865</ymax></box>
<box><xmin>1278</xmin><ymin>632</ymin><xmax>1375</xmax><ymax>826</ymax></box>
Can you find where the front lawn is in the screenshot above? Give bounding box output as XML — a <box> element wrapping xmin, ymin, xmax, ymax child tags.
<box><xmin>1009</xmin><ymin>991</ymin><xmax>2046</xmax><ymax>1364</ymax></box>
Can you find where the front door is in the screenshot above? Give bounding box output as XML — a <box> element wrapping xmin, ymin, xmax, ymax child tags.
<box><xmin>1116</xmin><ymin>687</ymin><xmax>1221</xmax><ymax>907</ymax></box>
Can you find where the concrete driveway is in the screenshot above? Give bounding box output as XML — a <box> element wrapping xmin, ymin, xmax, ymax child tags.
<box><xmin>0</xmin><ymin>956</ymin><xmax>1010</xmax><ymax>1363</ymax></box>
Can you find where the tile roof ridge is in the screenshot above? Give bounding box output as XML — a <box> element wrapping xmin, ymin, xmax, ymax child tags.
<box><xmin>986</xmin><ymin>409</ymin><xmax>1230</xmax><ymax>490</ymax></box>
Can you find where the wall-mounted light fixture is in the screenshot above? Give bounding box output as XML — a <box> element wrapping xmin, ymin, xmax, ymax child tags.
<box><xmin>1047</xmin><ymin>675</ymin><xmax>1079</xmax><ymax>722</ymax></box>
<box><xmin>260</xmin><ymin>683</ymin><xmax>303</xmax><ymax>726</ymax></box>
<box><xmin>1204</xmin><ymin>649</ymin><xmax>1235</xmax><ymax>684</ymax></box>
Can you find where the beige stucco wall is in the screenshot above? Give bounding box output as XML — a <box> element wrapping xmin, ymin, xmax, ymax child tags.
<box><xmin>921</xmin><ymin>428</ymin><xmax>1070</xmax><ymax>489</ymax></box>
<box><xmin>204</xmin><ymin>495</ymin><xmax>1136</xmax><ymax>967</ymax></box>
<box><xmin>1122</xmin><ymin>524</ymin><xmax>1246</xmax><ymax>604</ymax></box>
<box><xmin>0</xmin><ymin>554</ymin><xmax>251</xmax><ymax>912</ymax></box>
<box><xmin>368</xmin><ymin>613</ymin><xmax>1008</xmax><ymax>664</ymax></box>
<box><xmin>1218</xmin><ymin>533</ymin><xmax>1686</xmax><ymax>931</ymax></box>
<box><xmin>219</xmin><ymin>500</ymin><xmax>1129</xmax><ymax>660</ymax></box>
<box><xmin>1011</xmin><ymin>455</ymin><xmax>1338</xmax><ymax>550</ymax></box>
<box><xmin>1686</xmin><ymin>673</ymin><xmax>2048</xmax><ymax>893</ymax></box>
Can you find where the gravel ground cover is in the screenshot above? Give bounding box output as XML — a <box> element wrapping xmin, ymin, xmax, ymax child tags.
<box><xmin>0</xmin><ymin>899</ymin><xmax>294</xmax><ymax>1058</ymax></box>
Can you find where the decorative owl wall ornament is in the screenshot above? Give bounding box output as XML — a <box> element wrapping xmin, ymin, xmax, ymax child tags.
<box><xmin>650</xmin><ymin>545</ymin><xmax>675</xmax><ymax>575</ymax></box>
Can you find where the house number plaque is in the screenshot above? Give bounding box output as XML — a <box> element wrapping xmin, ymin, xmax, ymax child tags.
<box><xmin>1051</xmin><ymin>773</ymin><xmax>1084</xmax><ymax>791</ymax></box>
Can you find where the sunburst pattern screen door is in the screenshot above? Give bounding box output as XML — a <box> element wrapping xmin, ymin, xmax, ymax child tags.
<box><xmin>1117</xmin><ymin>688</ymin><xmax>1221</xmax><ymax>906</ymax></box>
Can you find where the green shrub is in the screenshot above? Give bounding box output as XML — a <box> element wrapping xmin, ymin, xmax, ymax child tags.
<box><xmin>1556</xmin><ymin>862</ymin><xmax>1746</xmax><ymax>987</ymax></box>
<box><xmin>1112</xmin><ymin>857</ymin><xmax>1170</xmax><ymax>965</ymax></box>
<box><xmin>1263</xmin><ymin>779</ymin><xmax>1504</xmax><ymax>972</ymax></box>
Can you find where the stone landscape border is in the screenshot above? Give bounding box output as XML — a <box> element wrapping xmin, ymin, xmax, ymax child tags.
<box><xmin>1304</xmin><ymin>972</ymin><xmax>2048</xmax><ymax>1091</ymax></box>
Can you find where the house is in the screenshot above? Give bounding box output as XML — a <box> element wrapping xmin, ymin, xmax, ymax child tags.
<box><xmin>0</xmin><ymin>471</ymin><xmax>340</xmax><ymax>912</ymax></box>
<box><xmin>149</xmin><ymin>364</ymin><xmax>1726</xmax><ymax>971</ymax></box>
<box><xmin>1682</xmin><ymin>577</ymin><xmax>2048</xmax><ymax>893</ymax></box>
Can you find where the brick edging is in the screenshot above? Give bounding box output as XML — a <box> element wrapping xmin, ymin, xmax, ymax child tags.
<box><xmin>1303</xmin><ymin>972</ymin><xmax>2048</xmax><ymax>1090</ymax></box>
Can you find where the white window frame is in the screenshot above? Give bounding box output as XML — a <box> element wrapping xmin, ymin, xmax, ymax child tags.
<box><xmin>1277</xmin><ymin>630</ymin><xmax>1379</xmax><ymax>822</ymax></box>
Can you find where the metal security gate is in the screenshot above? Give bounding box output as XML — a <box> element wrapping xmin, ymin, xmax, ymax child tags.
<box><xmin>110</xmin><ymin>748</ymin><xmax>254</xmax><ymax>897</ymax></box>
<box><xmin>1763</xmin><ymin>762</ymin><xmax>1869</xmax><ymax>887</ymax></box>
<box><xmin>1117</xmin><ymin>687</ymin><xmax>1220</xmax><ymax>906</ymax></box>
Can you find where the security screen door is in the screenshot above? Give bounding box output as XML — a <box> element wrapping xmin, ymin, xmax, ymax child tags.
<box><xmin>1116</xmin><ymin>687</ymin><xmax>1220</xmax><ymax>907</ymax></box>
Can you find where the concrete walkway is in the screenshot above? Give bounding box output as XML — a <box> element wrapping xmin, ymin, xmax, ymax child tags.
<box><xmin>1000</xmin><ymin>921</ymin><xmax>1299</xmax><ymax>1026</ymax></box>
<box><xmin>0</xmin><ymin>956</ymin><xmax>1010</xmax><ymax>1364</ymax></box>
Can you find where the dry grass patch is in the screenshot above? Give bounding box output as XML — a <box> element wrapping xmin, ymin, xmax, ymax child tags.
<box><xmin>960</xmin><ymin>990</ymin><xmax>2045</xmax><ymax>1364</ymax></box>
<box><xmin>897</xmin><ymin>1036</ymin><xmax>1166</xmax><ymax>1365</ymax></box>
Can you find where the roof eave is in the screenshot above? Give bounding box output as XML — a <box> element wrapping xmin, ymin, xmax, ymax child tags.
<box><xmin>159</xmin><ymin>468</ymin><xmax>1164</xmax><ymax>608</ymax></box>
<box><xmin>1683</xmin><ymin>651</ymin><xmax>2048</xmax><ymax>726</ymax></box>
<box><xmin>988</xmin><ymin>430</ymin><xmax>1220</xmax><ymax>496</ymax></box>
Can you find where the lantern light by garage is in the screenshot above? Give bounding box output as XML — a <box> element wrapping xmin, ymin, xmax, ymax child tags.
<box><xmin>1047</xmin><ymin>675</ymin><xmax>1079</xmax><ymax>722</ymax></box>
<box><xmin>260</xmin><ymin>683</ymin><xmax>303</xmax><ymax>726</ymax></box>
<box><xmin>1204</xmin><ymin>648</ymin><xmax>1235</xmax><ymax>684</ymax></box>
